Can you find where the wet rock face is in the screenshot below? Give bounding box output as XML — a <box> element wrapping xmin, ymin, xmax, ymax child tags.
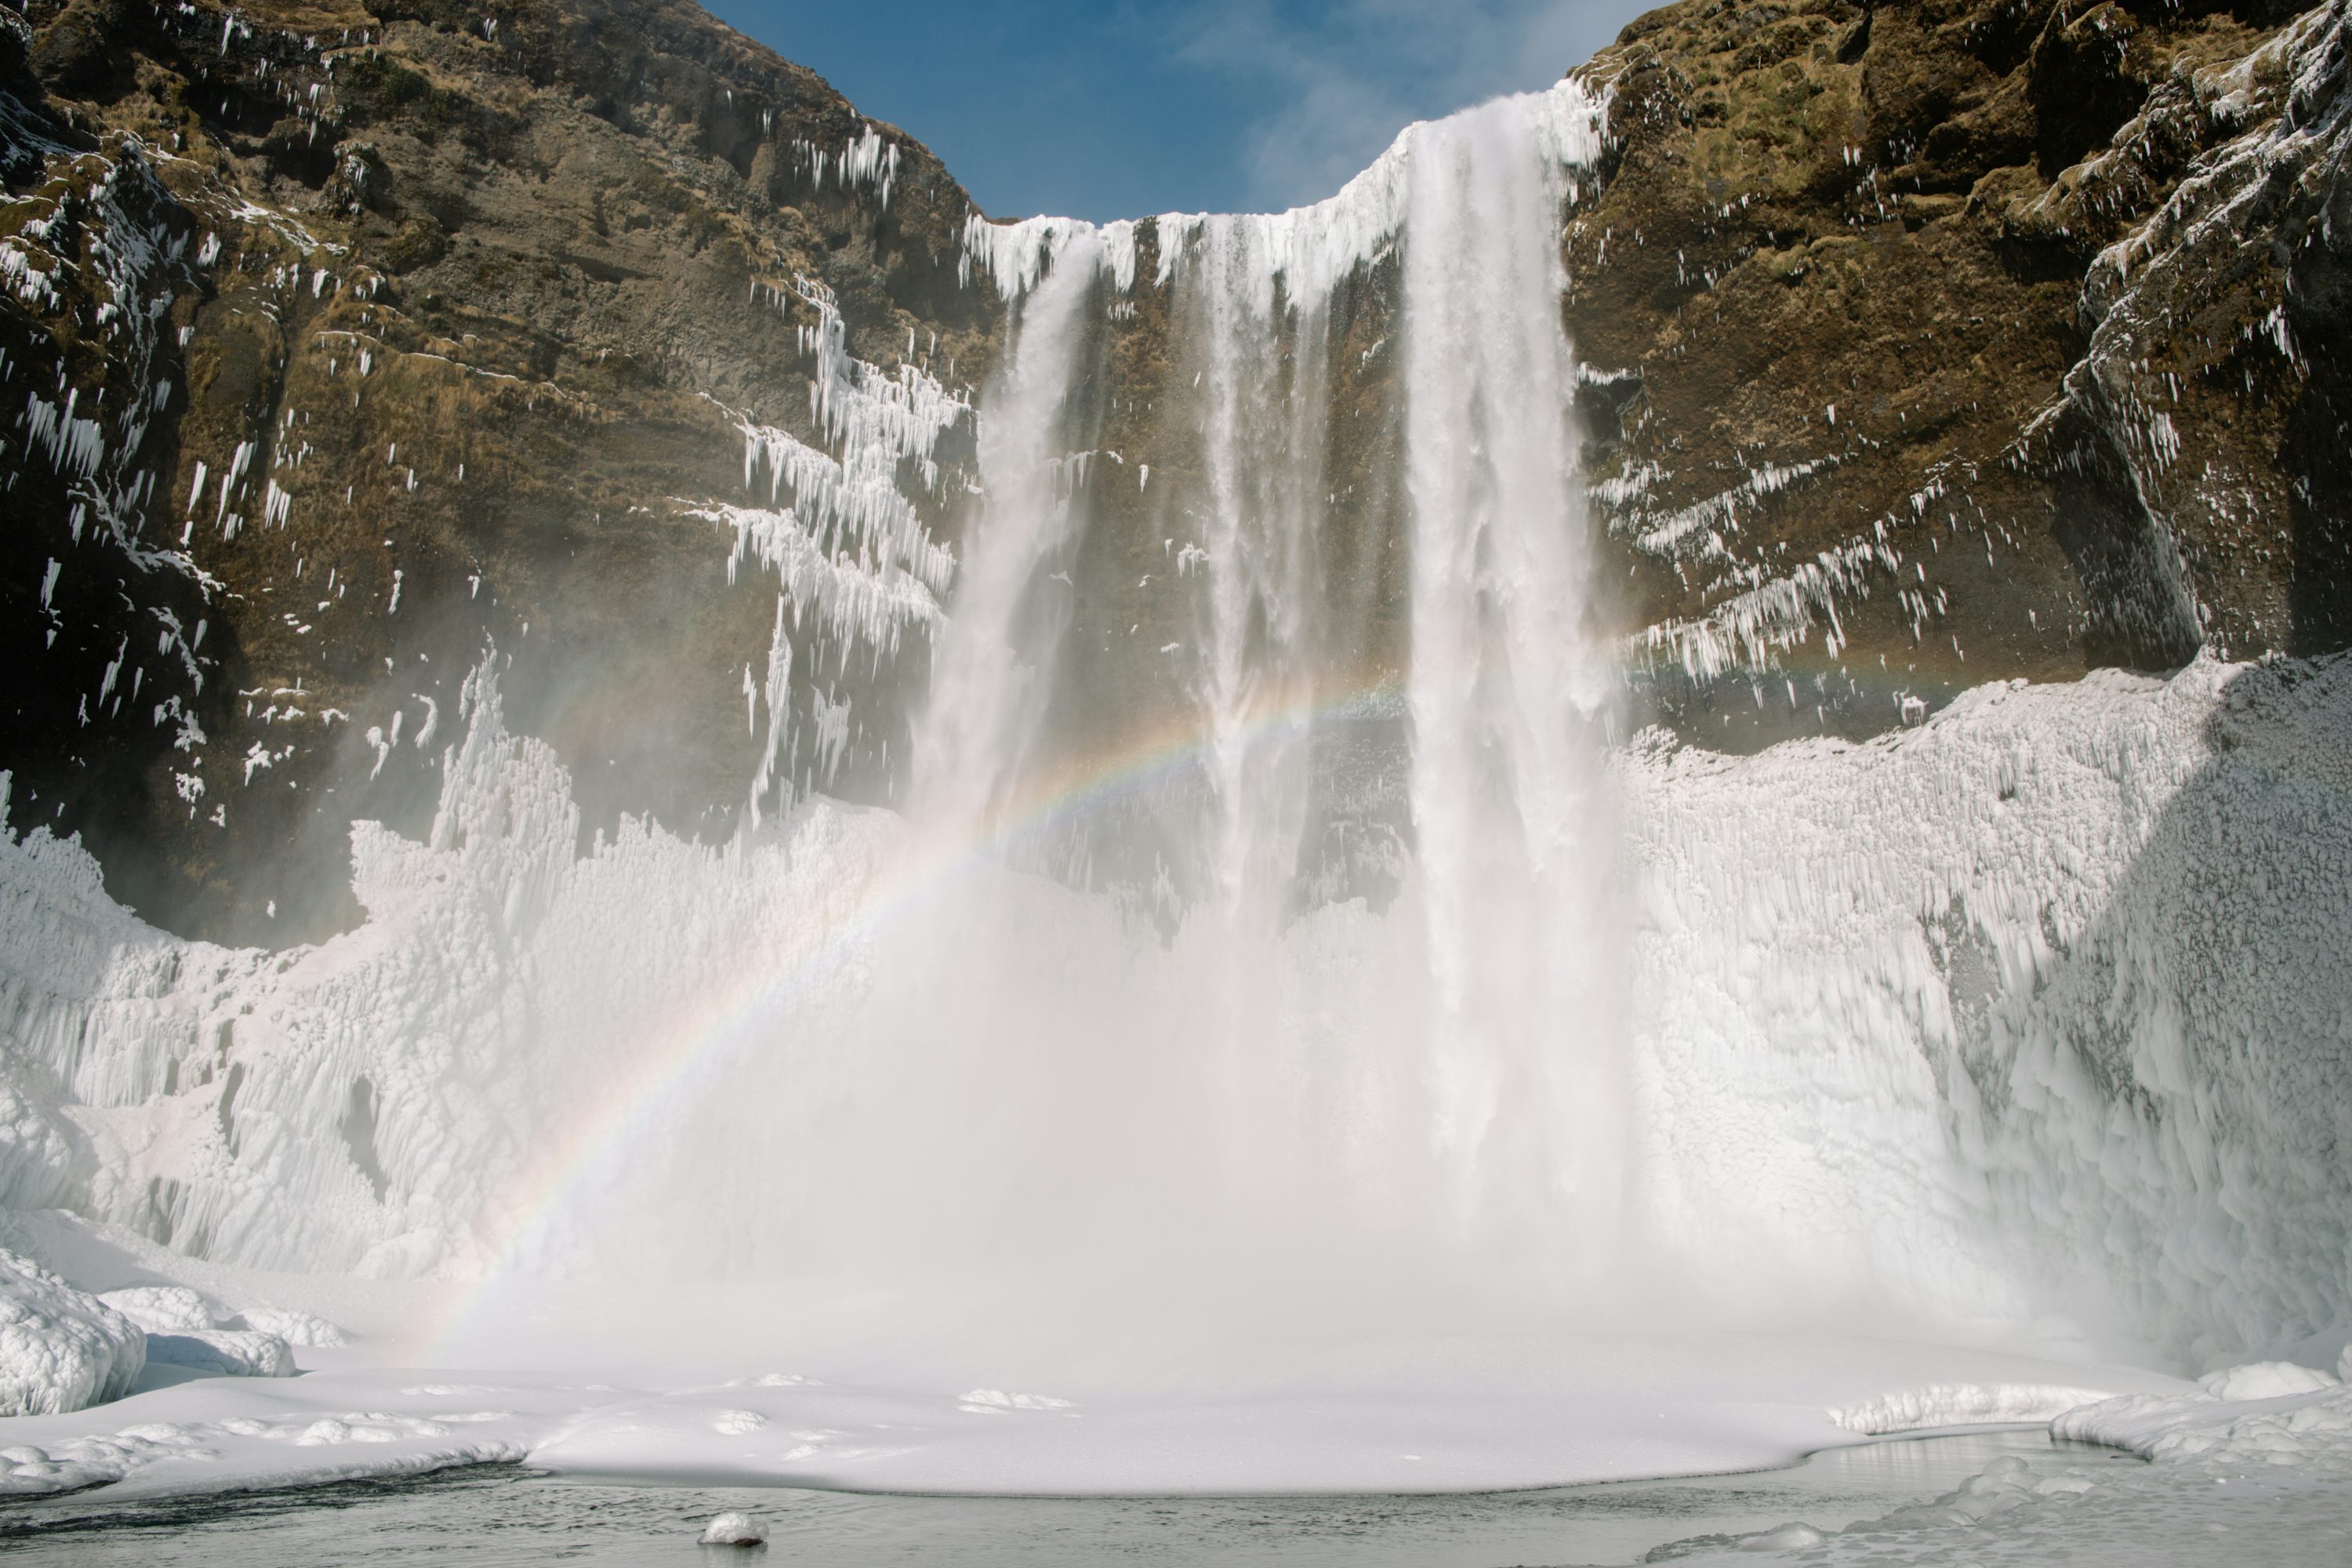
<box><xmin>4</xmin><ymin>0</ymin><xmax>2347</xmax><ymax>938</ymax></box>
<box><xmin>2</xmin><ymin>0</ymin><xmax>994</xmax><ymax>943</ymax></box>
<box><xmin>1567</xmin><ymin>0</ymin><xmax>2352</xmax><ymax>749</ymax></box>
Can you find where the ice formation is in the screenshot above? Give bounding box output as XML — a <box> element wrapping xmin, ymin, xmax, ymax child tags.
<box><xmin>1656</xmin><ymin>1364</ymin><xmax>2352</xmax><ymax>1562</ymax></box>
<box><xmin>699</xmin><ymin>1510</ymin><xmax>764</xmax><ymax>1545</ymax></box>
<box><xmin>0</xmin><ymin>1250</ymin><xmax>143</xmax><ymax>1417</ymax></box>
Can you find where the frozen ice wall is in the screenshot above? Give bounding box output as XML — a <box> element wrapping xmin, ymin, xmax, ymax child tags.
<box><xmin>0</xmin><ymin>80</ymin><xmax>2347</xmax><ymax>1374</ymax></box>
<box><xmin>1624</xmin><ymin>661</ymin><xmax>2352</xmax><ymax>1361</ymax></box>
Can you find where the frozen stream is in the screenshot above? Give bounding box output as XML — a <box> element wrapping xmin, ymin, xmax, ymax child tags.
<box><xmin>0</xmin><ymin>1432</ymin><xmax>2129</xmax><ymax>1567</ymax></box>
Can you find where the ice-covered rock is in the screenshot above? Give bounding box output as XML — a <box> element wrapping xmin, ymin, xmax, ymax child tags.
<box><xmin>0</xmin><ymin>1084</ymin><xmax>78</xmax><ymax>1212</ymax></box>
<box><xmin>699</xmin><ymin>1511</ymin><xmax>763</xmax><ymax>1545</ymax></box>
<box><xmin>100</xmin><ymin>1284</ymin><xmax>223</xmax><ymax>1334</ymax></box>
<box><xmin>143</xmin><ymin>1328</ymin><xmax>296</xmax><ymax>1378</ymax></box>
<box><xmin>232</xmin><ymin>1306</ymin><xmax>350</xmax><ymax>1348</ymax></box>
<box><xmin>0</xmin><ymin>1248</ymin><xmax>144</xmax><ymax>1415</ymax></box>
<box><xmin>1738</xmin><ymin>1522</ymin><xmax>1826</xmax><ymax>1552</ymax></box>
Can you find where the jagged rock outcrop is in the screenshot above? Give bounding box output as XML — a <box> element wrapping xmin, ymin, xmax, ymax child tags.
<box><xmin>2</xmin><ymin>0</ymin><xmax>991</xmax><ymax>942</ymax></box>
<box><xmin>1567</xmin><ymin>0</ymin><xmax>2352</xmax><ymax>746</ymax></box>
<box><xmin>4</xmin><ymin>0</ymin><xmax>2348</xmax><ymax>935</ymax></box>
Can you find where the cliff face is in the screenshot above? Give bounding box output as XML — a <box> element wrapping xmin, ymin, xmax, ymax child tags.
<box><xmin>2</xmin><ymin>0</ymin><xmax>992</xmax><ymax>943</ymax></box>
<box><xmin>1569</xmin><ymin>0</ymin><xmax>2352</xmax><ymax>746</ymax></box>
<box><xmin>4</xmin><ymin>0</ymin><xmax>2349</xmax><ymax>940</ymax></box>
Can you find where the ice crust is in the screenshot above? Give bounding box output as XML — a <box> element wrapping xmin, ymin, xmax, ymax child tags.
<box><xmin>0</xmin><ymin>1249</ymin><xmax>143</xmax><ymax>1417</ymax></box>
<box><xmin>1661</xmin><ymin>1367</ymin><xmax>2352</xmax><ymax>1563</ymax></box>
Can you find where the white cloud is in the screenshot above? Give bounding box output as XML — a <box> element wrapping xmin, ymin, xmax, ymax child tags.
<box><xmin>1163</xmin><ymin>0</ymin><xmax>1646</xmax><ymax>211</ymax></box>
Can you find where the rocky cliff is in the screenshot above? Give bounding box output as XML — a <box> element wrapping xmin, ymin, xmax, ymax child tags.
<box><xmin>1571</xmin><ymin>0</ymin><xmax>2352</xmax><ymax>748</ymax></box>
<box><xmin>2</xmin><ymin>0</ymin><xmax>992</xmax><ymax>942</ymax></box>
<box><xmin>4</xmin><ymin>0</ymin><xmax>2347</xmax><ymax>940</ymax></box>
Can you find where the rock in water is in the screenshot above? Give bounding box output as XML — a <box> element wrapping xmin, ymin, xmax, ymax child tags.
<box><xmin>143</xmin><ymin>1329</ymin><xmax>296</xmax><ymax>1378</ymax></box>
<box><xmin>1739</xmin><ymin>1523</ymin><xmax>1827</xmax><ymax>1552</ymax></box>
<box><xmin>699</xmin><ymin>1512</ymin><xmax>764</xmax><ymax>1546</ymax></box>
<box><xmin>0</xmin><ymin>1249</ymin><xmax>145</xmax><ymax>1415</ymax></box>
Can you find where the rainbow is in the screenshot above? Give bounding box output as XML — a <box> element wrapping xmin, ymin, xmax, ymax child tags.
<box><xmin>413</xmin><ymin>628</ymin><xmax>1931</xmax><ymax>1359</ymax></box>
<box><xmin>413</xmin><ymin>669</ymin><xmax>1406</xmax><ymax>1360</ymax></box>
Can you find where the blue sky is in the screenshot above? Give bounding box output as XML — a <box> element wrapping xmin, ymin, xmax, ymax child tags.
<box><xmin>706</xmin><ymin>1</ymin><xmax>1657</xmax><ymax>221</ymax></box>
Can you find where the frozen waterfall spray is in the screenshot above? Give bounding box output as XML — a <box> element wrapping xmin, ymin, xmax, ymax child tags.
<box><xmin>492</xmin><ymin>82</ymin><xmax>1632</xmax><ymax>1361</ymax></box>
<box><xmin>735</xmin><ymin>79</ymin><xmax>1639</xmax><ymax>1351</ymax></box>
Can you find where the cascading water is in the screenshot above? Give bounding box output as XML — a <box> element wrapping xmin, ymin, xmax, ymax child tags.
<box><xmin>829</xmin><ymin>82</ymin><xmax>1627</xmax><ymax>1334</ymax></box>
<box><xmin>648</xmin><ymin>80</ymin><xmax>1634</xmax><ymax>1358</ymax></box>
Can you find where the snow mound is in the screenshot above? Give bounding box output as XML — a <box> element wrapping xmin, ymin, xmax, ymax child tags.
<box><xmin>144</xmin><ymin>1329</ymin><xmax>296</xmax><ymax>1378</ymax></box>
<box><xmin>2200</xmin><ymin>1359</ymin><xmax>2341</xmax><ymax>1402</ymax></box>
<box><xmin>0</xmin><ymin>1423</ymin><xmax>216</xmax><ymax>1495</ymax></box>
<box><xmin>234</xmin><ymin>1306</ymin><xmax>350</xmax><ymax>1348</ymax></box>
<box><xmin>2054</xmin><ymin>1374</ymin><xmax>2352</xmax><ymax>1465</ymax></box>
<box><xmin>1826</xmin><ymin>1383</ymin><xmax>2114</xmax><ymax>1435</ymax></box>
<box><xmin>699</xmin><ymin>1511</ymin><xmax>762</xmax><ymax>1545</ymax></box>
<box><xmin>0</xmin><ymin>1248</ymin><xmax>145</xmax><ymax>1416</ymax></box>
<box><xmin>100</xmin><ymin>1285</ymin><xmax>223</xmax><ymax>1334</ymax></box>
<box><xmin>1687</xmin><ymin>1381</ymin><xmax>2352</xmax><ymax>1561</ymax></box>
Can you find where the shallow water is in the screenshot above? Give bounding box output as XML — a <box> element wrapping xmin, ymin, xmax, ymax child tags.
<box><xmin>0</xmin><ymin>1430</ymin><xmax>2135</xmax><ymax>1566</ymax></box>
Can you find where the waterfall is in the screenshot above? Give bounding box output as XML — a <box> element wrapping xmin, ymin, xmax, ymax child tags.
<box><xmin>7</xmin><ymin>78</ymin><xmax>2346</xmax><ymax>1387</ymax></box>
<box><xmin>852</xmin><ymin>81</ymin><xmax>1628</xmax><ymax>1337</ymax></box>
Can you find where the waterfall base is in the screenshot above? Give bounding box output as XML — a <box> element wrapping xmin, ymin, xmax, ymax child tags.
<box><xmin>0</xmin><ymin>1204</ymin><xmax>2195</xmax><ymax>1500</ymax></box>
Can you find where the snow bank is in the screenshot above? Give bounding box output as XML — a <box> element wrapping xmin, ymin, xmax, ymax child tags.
<box><xmin>2200</xmin><ymin>1360</ymin><xmax>2342</xmax><ymax>1402</ymax></box>
<box><xmin>2053</xmin><ymin>1363</ymin><xmax>2352</xmax><ymax>1463</ymax></box>
<box><xmin>98</xmin><ymin>1284</ymin><xmax>343</xmax><ymax>1352</ymax></box>
<box><xmin>100</xmin><ymin>1285</ymin><xmax>222</xmax><ymax>1334</ymax></box>
<box><xmin>0</xmin><ymin>1367</ymin><xmax>545</xmax><ymax>1497</ymax></box>
<box><xmin>0</xmin><ymin>1249</ymin><xmax>143</xmax><ymax>1416</ymax></box>
<box><xmin>1827</xmin><ymin>1383</ymin><xmax>2118</xmax><ymax>1435</ymax></box>
<box><xmin>1666</xmin><ymin>1370</ymin><xmax>2352</xmax><ymax>1562</ymax></box>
